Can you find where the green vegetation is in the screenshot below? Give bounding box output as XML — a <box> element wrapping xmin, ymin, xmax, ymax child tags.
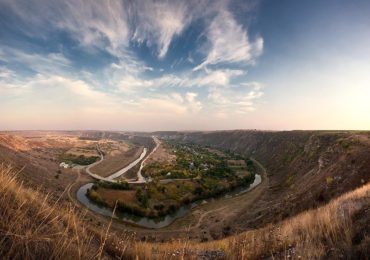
<box><xmin>93</xmin><ymin>180</ymin><xmax>130</xmax><ymax>190</ymax></box>
<box><xmin>136</xmin><ymin>188</ymin><xmax>149</xmax><ymax>208</ymax></box>
<box><xmin>86</xmin><ymin>188</ymin><xmax>108</xmax><ymax>207</ymax></box>
<box><xmin>86</xmin><ymin>140</ymin><xmax>257</xmax><ymax>218</ymax></box>
<box><xmin>59</xmin><ymin>153</ymin><xmax>99</xmax><ymax>165</ymax></box>
<box><xmin>142</xmin><ymin>141</ymin><xmax>247</xmax><ymax>180</ymax></box>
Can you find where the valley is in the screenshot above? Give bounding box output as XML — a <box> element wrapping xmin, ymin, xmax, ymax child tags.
<box><xmin>0</xmin><ymin>130</ymin><xmax>369</xmax><ymax>259</ymax></box>
<box><xmin>65</xmin><ymin>134</ymin><xmax>262</xmax><ymax>231</ymax></box>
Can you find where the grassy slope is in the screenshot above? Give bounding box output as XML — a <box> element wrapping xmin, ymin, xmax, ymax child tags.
<box><xmin>134</xmin><ymin>181</ymin><xmax>370</xmax><ymax>259</ymax></box>
<box><xmin>0</xmin><ymin>165</ymin><xmax>101</xmax><ymax>259</ymax></box>
<box><xmin>1</xmin><ymin>162</ymin><xmax>369</xmax><ymax>259</ymax></box>
<box><xmin>1</xmin><ymin>130</ymin><xmax>370</xmax><ymax>259</ymax></box>
<box><xmin>162</xmin><ymin>131</ymin><xmax>370</xmax><ymax>227</ymax></box>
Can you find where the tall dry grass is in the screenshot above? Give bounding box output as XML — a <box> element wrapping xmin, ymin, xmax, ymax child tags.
<box><xmin>0</xmin><ymin>163</ymin><xmax>368</xmax><ymax>259</ymax></box>
<box><xmin>127</xmin><ymin>182</ymin><xmax>370</xmax><ymax>259</ymax></box>
<box><xmin>0</xmin><ymin>164</ymin><xmax>101</xmax><ymax>259</ymax></box>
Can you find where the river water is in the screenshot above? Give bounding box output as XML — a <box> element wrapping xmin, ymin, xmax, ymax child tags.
<box><xmin>77</xmin><ymin>174</ymin><xmax>262</xmax><ymax>229</ymax></box>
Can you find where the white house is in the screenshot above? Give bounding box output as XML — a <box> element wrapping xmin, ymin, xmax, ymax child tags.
<box><xmin>59</xmin><ymin>162</ymin><xmax>69</xmax><ymax>169</ymax></box>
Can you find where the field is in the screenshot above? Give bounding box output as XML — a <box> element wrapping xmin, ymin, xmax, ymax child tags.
<box><xmin>89</xmin><ymin>142</ymin><xmax>143</xmax><ymax>178</ymax></box>
<box><xmin>144</xmin><ymin>141</ymin><xmax>176</xmax><ymax>165</ymax></box>
<box><xmin>56</xmin><ymin>138</ymin><xmax>101</xmax><ymax>166</ymax></box>
<box><xmin>88</xmin><ymin>140</ymin><xmax>256</xmax><ymax>218</ymax></box>
<box><xmin>65</xmin><ymin>145</ymin><xmax>99</xmax><ymax>157</ymax></box>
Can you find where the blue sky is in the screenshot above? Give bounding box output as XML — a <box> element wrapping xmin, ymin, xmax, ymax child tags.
<box><xmin>0</xmin><ymin>0</ymin><xmax>369</xmax><ymax>130</ymax></box>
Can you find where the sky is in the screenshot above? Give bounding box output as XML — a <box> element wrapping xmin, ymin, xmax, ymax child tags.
<box><xmin>0</xmin><ymin>0</ymin><xmax>370</xmax><ymax>131</ymax></box>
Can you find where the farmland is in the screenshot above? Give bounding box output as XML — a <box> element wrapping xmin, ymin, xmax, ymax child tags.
<box><xmin>87</xmin><ymin>140</ymin><xmax>256</xmax><ymax>218</ymax></box>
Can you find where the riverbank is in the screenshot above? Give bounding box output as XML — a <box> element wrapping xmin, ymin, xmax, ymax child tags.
<box><xmin>77</xmin><ymin>172</ymin><xmax>262</xmax><ymax>229</ymax></box>
<box><xmin>67</xmin><ymin>140</ymin><xmax>268</xmax><ymax>240</ymax></box>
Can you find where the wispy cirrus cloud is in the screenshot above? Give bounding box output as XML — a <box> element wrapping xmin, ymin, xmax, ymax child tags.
<box><xmin>0</xmin><ymin>0</ymin><xmax>266</xmax><ymax>130</ymax></box>
<box><xmin>194</xmin><ymin>9</ymin><xmax>263</xmax><ymax>71</ymax></box>
<box><xmin>57</xmin><ymin>0</ymin><xmax>130</xmax><ymax>55</ymax></box>
<box><xmin>0</xmin><ymin>67</ymin><xmax>16</xmax><ymax>80</ymax></box>
<box><xmin>1</xmin><ymin>0</ymin><xmax>207</xmax><ymax>59</ymax></box>
<box><xmin>130</xmin><ymin>1</ymin><xmax>201</xmax><ymax>58</ymax></box>
<box><xmin>0</xmin><ymin>0</ymin><xmax>130</xmax><ymax>56</ymax></box>
<box><xmin>116</xmin><ymin>68</ymin><xmax>245</xmax><ymax>91</ymax></box>
<box><xmin>0</xmin><ymin>47</ymin><xmax>71</xmax><ymax>76</ymax></box>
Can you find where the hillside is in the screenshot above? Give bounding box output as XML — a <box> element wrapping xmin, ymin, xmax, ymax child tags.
<box><xmin>157</xmin><ymin>131</ymin><xmax>370</xmax><ymax>232</ymax></box>
<box><xmin>0</xmin><ymin>130</ymin><xmax>369</xmax><ymax>259</ymax></box>
<box><xmin>0</xmin><ymin>164</ymin><xmax>100</xmax><ymax>259</ymax></box>
<box><xmin>0</xmin><ymin>162</ymin><xmax>369</xmax><ymax>259</ymax></box>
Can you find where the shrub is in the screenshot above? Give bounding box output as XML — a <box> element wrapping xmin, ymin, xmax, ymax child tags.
<box><xmin>193</xmin><ymin>186</ymin><xmax>203</xmax><ymax>195</ymax></box>
<box><xmin>86</xmin><ymin>188</ymin><xmax>108</xmax><ymax>207</ymax></box>
<box><xmin>136</xmin><ymin>188</ymin><xmax>149</xmax><ymax>208</ymax></box>
<box><xmin>59</xmin><ymin>153</ymin><xmax>99</xmax><ymax>165</ymax></box>
<box><xmin>96</xmin><ymin>181</ymin><xmax>130</xmax><ymax>190</ymax></box>
<box><xmin>326</xmin><ymin>176</ymin><xmax>334</xmax><ymax>185</ymax></box>
<box><xmin>116</xmin><ymin>200</ymin><xmax>148</xmax><ymax>217</ymax></box>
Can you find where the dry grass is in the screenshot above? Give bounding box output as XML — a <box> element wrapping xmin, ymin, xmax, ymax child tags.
<box><xmin>0</xmin><ymin>164</ymin><xmax>101</xmax><ymax>259</ymax></box>
<box><xmin>99</xmin><ymin>140</ymin><xmax>130</xmax><ymax>156</ymax></box>
<box><xmin>97</xmin><ymin>189</ymin><xmax>137</xmax><ymax>206</ymax></box>
<box><xmin>125</xmin><ymin>182</ymin><xmax>370</xmax><ymax>259</ymax></box>
<box><xmin>66</xmin><ymin>146</ymin><xmax>99</xmax><ymax>157</ymax></box>
<box><xmin>0</xmin><ymin>162</ymin><xmax>369</xmax><ymax>259</ymax></box>
<box><xmin>90</xmin><ymin>146</ymin><xmax>143</xmax><ymax>177</ymax></box>
<box><xmin>145</xmin><ymin>141</ymin><xmax>176</xmax><ymax>166</ymax></box>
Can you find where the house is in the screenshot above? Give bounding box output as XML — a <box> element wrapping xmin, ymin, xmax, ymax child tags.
<box><xmin>59</xmin><ymin>162</ymin><xmax>69</xmax><ymax>169</ymax></box>
<box><xmin>189</xmin><ymin>162</ymin><xmax>194</xmax><ymax>169</ymax></box>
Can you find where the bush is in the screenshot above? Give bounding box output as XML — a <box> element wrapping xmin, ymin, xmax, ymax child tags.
<box><xmin>59</xmin><ymin>153</ymin><xmax>99</xmax><ymax>165</ymax></box>
<box><xmin>116</xmin><ymin>200</ymin><xmax>147</xmax><ymax>216</ymax></box>
<box><xmin>136</xmin><ymin>188</ymin><xmax>149</xmax><ymax>208</ymax></box>
<box><xmin>154</xmin><ymin>204</ymin><xmax>164</xmax><ymax>211</ymax></box>
<box><xmin>193</xmin><ymin>186</ymin><xmax>203</xmax><ymax>195</ymax></box>
<box><xmin>96</xmin><ymin>181</ymin><xmax>130</xmax><ymax>190</ymax></box>
<box><xmin>86</xmin><ymin>188</ymin><xmax>108</xmax><ymax>207</ymax></box>
<box><xmin>168</xmin><ymin>204</ymin><xmax>180</xmax><ymax>214</ymax></box>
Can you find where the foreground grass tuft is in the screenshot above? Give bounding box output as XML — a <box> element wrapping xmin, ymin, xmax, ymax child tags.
<box><xmin>128</xmin><ymin>182</ymin><xmax>370</xmax><ymax>259</ymax></box>
<box><xmin>0</xmin><ymin>164</ymin><xmax>99</xmax><ymax>259</ymax></box>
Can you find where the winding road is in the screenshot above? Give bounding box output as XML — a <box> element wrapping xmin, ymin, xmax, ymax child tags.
<box><xmin>85</xmin><ymin>136</ymin><xmax>160</xmax><ymax>183</ymax></box>
<box><xmin>134</xmin><ymin>137</ymin><xmax>160</xmax><ymax>182</ymax></box>
<box><xmin>68</xmin><ymin>138</ymin><xmax>268</xmax><ymax>235</ymax></box>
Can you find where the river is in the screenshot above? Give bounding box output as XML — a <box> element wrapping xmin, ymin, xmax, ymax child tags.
<box><xmin>76</xmin><ymin>173</ymin><xmax>262</xmax><ymax>229</ymax></box>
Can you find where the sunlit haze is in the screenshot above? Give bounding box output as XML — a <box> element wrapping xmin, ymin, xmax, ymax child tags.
<box><xmin>1</xmin><ymin>0</ymin><xmax>369</xmax><ymax>131</ymax></box>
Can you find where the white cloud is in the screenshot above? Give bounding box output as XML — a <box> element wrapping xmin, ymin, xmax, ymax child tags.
<box><xmin>0</xmin><ymin>47</ymin><xmax>71</xmax><ymax>75</ymax></box>
<box><xmin>171</xmin><ymin>92</ymin><xmax>184</xmax><ymax>103</ymax></box>
<box><xmin>107</xmin><ymin>55</ymin><xmax>157</xmax><ymax>93</ymax></box>
<box><xmin>196</xmin><ymin>69</ymin><xmax>244</xmax><ymax>87</ymax></box>
<box><xmin>2</xmin><ymin>0</ymin><xmax>262</xmax><ymax>67</ymax></box>
<box><xmin>185</xmin><ymin>92</ymin><xmax>202</xmax><ymax>113</ymax></box>
<box><xmin>130</xmin><ymin>1</ymin><xmax>193</xmax><ymax>58</ymax></box>
<box><xmin>1</xmin><ymin>0</ymin><xmax>207</xmax><ymax>59</ymax></box>
<box><xmin>58</xmin><ymin>0</ymin><xmax>130</xmax><ymax>55</ymax></box>
<box><xmin>194</xmin><ymin>9</ymin><xmax>263</xmax><ymax>71</ymax></box>
<box><xmin>125</xmin><ymin>68</ymin><xmax>244</xmax><ymax>91</ymax></box>
<box><xmin>208</xmin><ymin>82</ymin><xmax>264</xmax><ymax>113</ymax></box>
<box><xmin>117</xmin><ymin>75</ymin><xmax>153</xmax><ymax>92</ymax></box>
<box><xmin>0</xmin><ymin>67</ymin><xmax>16</xmax><ymax>79</ymax></box>
<box><xmin>0</xmin><ymin>0</ymin><xmax>129</xmax><ymax>57</ymax></box>
<box><xmin>0</xmin><ymin>0</ymin><xmax>266</xmax><ymax>130</ymax></box>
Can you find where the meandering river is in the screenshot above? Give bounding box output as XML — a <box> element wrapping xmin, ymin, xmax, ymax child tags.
<box><xmin>77</xmin><ymin>138</ymin><xmax>263</xmax><ymax>229</ymax></box>
<box><xmin>76</xmin><ymin>173</ymin><xmax>262</xmax><ymax>229</ymax></box>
